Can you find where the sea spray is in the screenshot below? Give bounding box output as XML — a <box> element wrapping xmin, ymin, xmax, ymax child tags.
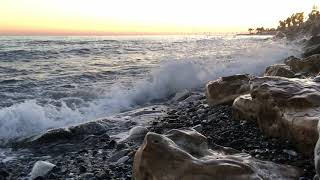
<box><xmin>0</xmin><ymin>36</ymin><xmax>302</xmax><ymax>140</ymax></box>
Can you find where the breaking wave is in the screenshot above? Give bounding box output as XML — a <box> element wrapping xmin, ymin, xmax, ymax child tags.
<box><xmin>0</xmin><ymin>36</ymin><xmax>302</xmax><ymax>140</ymax></box>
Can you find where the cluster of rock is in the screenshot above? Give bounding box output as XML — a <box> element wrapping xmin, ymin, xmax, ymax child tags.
<box><xmin>205</xmin><ymin>54</ymin><xmax>320</xmax><ymax>178</ymax></box>
<box><xmin>132</xmin><ymin>37</ymin><xmax>320</xmax><ymax>179</ymax></box>
<box><xmin>0</xmin><ymin>106</ymin><xmax>166</xmax><ymax>179</ymax></box>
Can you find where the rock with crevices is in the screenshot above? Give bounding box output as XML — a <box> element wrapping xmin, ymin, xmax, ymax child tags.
<box><xmin>264</xmin><ymin>64</ymin><xmax>295</xmax><ymax>78</ymax></box>
<box><xmin>205</xmin><ymin>74</ymin><xmax>251</xmax><ymax>106</ymax></box>
<box><xmin>248</xmin><ymin>76</ymin><xmax>320</xmax><ymax>155</ymax></box>
<box><xmin>133</xmin><ymin>128</ymin><xmax>301</xmax><ymax>180</ymax></box>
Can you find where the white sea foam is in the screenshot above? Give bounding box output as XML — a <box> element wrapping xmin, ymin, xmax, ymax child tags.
<box><xmin>0</xmin><ymin>37</ymin><xmax>302</xmax><ymax>141</ymax></box>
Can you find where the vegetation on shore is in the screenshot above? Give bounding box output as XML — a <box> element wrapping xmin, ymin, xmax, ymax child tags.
<box><xmin>246</xmin><ymin>5</ymin><xmax>320</xmax><ymax>38</ymax></box>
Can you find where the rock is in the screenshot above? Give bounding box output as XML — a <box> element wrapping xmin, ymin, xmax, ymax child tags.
<box><xmin>30</xmin><ymin>161</ymin><xmax>56</xmax><ymax>179</ymax></box>
<box><xmin>249</xmin><ymin>77</ymin><xmax>320</xmax><ymax>155</ymax></box>
<box><xmin>206</xmin><ymin>74</ymin><xmax>251</xmax><ymax>106</ymax></box>
<box><xmin>69</xmin><ymin>120</ymin><xmax>110</xmax><ymax>136</ymax></box>
<box><xmin>109</xmin><ymin>149</ymin><xmax>130</xmax><ymax>162</ymax></box>
<box><xmin>127</xmin><ymin>126</ymin><xmax>149</xmax><ymax>141</ymax></box>
<box><xmin>26</xmin><ymin>128</ymin><xmax>72</xmax><ymax>145</ymax></box>
<box><xmin>264</xmin><ymin>64</ymin><xmax>295</xmax><ymax>78</ymax></box>
<box><xmin>0</xmin><ymin>169</ymin><xmax>9</xmax><ymax>179</ymax></box>
<box><xmin>79</xmin><ymin>173</ymin><xmax>94</xmax><ymax>179</ymax></box>
<box><xmin>274</xmin><ymin>31</ymin><xmax>286</xmax><ymax>39</ymax></box>
<box><xmin>285</xmin><ymin>54</ymin><xmax>320</xmax><ymax>75</ymax></box>
<box><xmin>172</xmin><ymin>89</ymin><xmax>192</xmax><ymax>102</ymax></box>
<box><xmin>114</xmin><ymin>156</ymin><xmax>129</xmax><ymax>165</ymax></box>
<box><xmin>232</xmin><ymin>94</ymin><xmax>258</xmax><ymax>121</ymax></box>
<box><xmin>303</xmin><ymin>36</ymin><xmax>320</xmax><ymax>57</ymax></box>
<box><xmin>283</xmin><ymin>149</ymin><xmax>298</xmax><ymax>157</ymax></box>
<box><xmin>315</xmin><ymin>122</ymin><xmax>320</xmax><ymax>179</ymax></box>
<box><xmin>192</xmin><ymin>124</ymin><xmax>202</xmax><ymax>132</ymax></box>
<box><xmin>79</xmin><ymin>165</ymin><xmax>87</xmax><ymax>173</ymax></box>
<box><xmin>133</xmin><ymin>129</ymin><xmax>301</xmax><ymax>180</ymax></box>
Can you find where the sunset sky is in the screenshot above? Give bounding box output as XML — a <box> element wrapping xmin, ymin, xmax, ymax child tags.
<box><xmin>0</xmin><ymin>0</ymin><xmax>319</xmax><ymax>35</ymax></box>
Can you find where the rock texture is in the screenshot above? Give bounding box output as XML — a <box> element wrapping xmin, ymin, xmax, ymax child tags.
<box><xmin>133</xmin><ymin>129</ymin><xmax>301</xmax><ymax>180</ymax></box>
<box><xmin>206</xmin><ymin>74</ymin><xmax>251</xmax><ymax>106</ymax></box>
<box><xmin>264</xmin><ymin>64</ymin><xmax>295</xmax><ymax>78</ymax></box>
<box><xmin>304</xmin><ymin>36</ymin><xmax>320</xmax><ymax>57</ymax></box>
<box><xmin>30</xmin><ymin>161</ymin><xmax>56</xmax><ymax>179</ymax></box>
<box><xmin>285</xmin><ymin>54</ymin><xmax>320</xmax><ymax>76</ymax></box>
<box><xmin>232</xmin><ymin>94</ymin><xmax>258</xmax><ymax>121</ymax></box>
<box><xmin>243</xmin><ymin>77</ymin><xmax>320</xmax><ymax>154</ymax></box>
<box><xmin>315</xmin><ymin>122</ymin><xmax>320</xmax><ymax>180</ymax></box>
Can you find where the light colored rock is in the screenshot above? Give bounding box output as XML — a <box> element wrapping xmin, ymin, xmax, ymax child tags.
<box><xmin>206</xmin><ymin>74</ymin><xmax>251</xmax><ymax>106</ymax></box>
<box><xmin>109</xmin><ymin>149</ymin><xmax>130</xmax><ymax>162</ymax></box>
<box><xmin>133</xmin><ymin>129</ymin><xmax>301</xmax><ymax>180</ymax></box>
<box><xmin>30</xmin><ymin>161</ymin><xmax>56</xmax><ymax>179</ymax></box>
<box><xmin>264</xmin><ymin>64</ymin><xmax>295</xmax><ymax>78</ymax></box>
<box><xmin>114</xmin><ymin>156</ymin><xmax>129</xmax><ymax>165</ymax></box>
<box><xmin>285</xmin><ymin>54</ymin><xmax>320</xmax><ymax>75</ymax></box>
<box><xmin>249</xmin><ymin>76</ymin><xmax>320</xmax><ymax>154</ymax></box>
<box><xmin>232</xmin><ymin>94</ymin><xmax>258</xmax><ymax>121</ymax></box>
<box><xmin>172</xmin><ymin>89</ymin><xmax>192</xmax><ymax>102</ymax></box>
<box><xmin>128</xmin><ymin>126</ymin><xmax>149</xmax><ymax>140</ymax></box>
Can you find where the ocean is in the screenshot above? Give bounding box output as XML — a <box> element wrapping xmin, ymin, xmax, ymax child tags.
<box><xmin>0</xmin><ymin>35</ymin><xmax>301</xmax><ymax>141</ymax></box>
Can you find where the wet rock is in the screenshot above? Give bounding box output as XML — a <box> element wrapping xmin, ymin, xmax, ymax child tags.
<box><xmin>285</xmin><ymin>54</ymin><xmax>320</xmax><ymax>76</ymax></box>
<box><xmin>303</xmin><ymin>36</ymin><xmax>320</xmax><ymax>57</ymax></box>
<box><xmin>172</xmin><ymin>89</ymin><xmax>192</xmax><ymax>102</ymax></box>
<box><xmin>79</xmin><ymin>172</ymin><xmax>94</xmax><ymax>179</ymax></box>
<box><xmin>114</xmin><ymin>156</ymin><xmax>129</xmax><ymax>165</ymax></box>
<box><xmin>0</xmin><ymin>169</ymin><xmax>9</xmax><ymax>179</ymax></box>
<box><xmin>79</xmin><ymin>165</ymin><xmax>87</xmax><ymax>173</ymax></box>
<box><xmin>133</xmin><ymin>129</ymin><xmax>301</xmax><ymax>180</ymax></box>
<box><xmin>109</xmin><ymin>149</ymin><xmax>130</xmax><ymax>162</ymax></box>
<box><xmin>192</xmin><ymin>124</ymin><xmax>202</xmax><ymax>132</ymax></box>
<box><xmin>264</xmin><ymin>64</ymin><xmax>295</xmax><ymax>78</ymax></box>
<box><xmin>206</xmin><ymin>74</ymin><xmax>251</xmax><ymax>106</ymax></box>
<box><xmin>121</xmin><ymin>126</ymin><xmax>149</xmax><ymax>143</ymax></box>
<box><xmin>30</xmin><ymin>161</ymin><xmax>56</xmax><ymax>180</ymax></box>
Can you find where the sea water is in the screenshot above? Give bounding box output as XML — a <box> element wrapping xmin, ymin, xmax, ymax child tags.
<box><xmin>0</xmin><ymin>35</ymin><xmax>301</xmax><ymax>141</ymax></box>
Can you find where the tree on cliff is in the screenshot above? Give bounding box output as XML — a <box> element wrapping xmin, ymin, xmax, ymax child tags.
<box><xmin>248</xmin><ymin>28</ymin><xmax>254</xmax><ymax>34</ymax></box>
<box><xmin>278</xmin><ymin>20</ymin><xmax>286</xmax><ymax>30</ymax></box>
<box><xmin>285</xmin><ymin>17</ymin><xmax>292</xmax><ymax>27</ymax></box>
<box><xmin>256</xmin><ymin>27</ymin><xmax>265</xmax><ymax>34</ymax></box>
<box><xmin>309</xmin><ymin>5</ymin><xmax>320</xmax><ymax>21</ymax></box>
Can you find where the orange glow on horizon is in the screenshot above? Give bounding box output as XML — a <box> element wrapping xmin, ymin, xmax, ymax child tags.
<box><xmin>0</xmin><ymin>0</ymin><xmax>318</xmax><ymax>35</ymax></box>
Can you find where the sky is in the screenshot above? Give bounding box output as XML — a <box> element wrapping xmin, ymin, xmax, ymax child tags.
<box><xmin>0</xmin><ymin>0</ymin><xmax>319</xmax><ymax>35</ymax></box>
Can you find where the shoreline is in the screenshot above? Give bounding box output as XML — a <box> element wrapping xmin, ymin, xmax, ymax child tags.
<box><xmin>1</xmin><ymin>35</ymin><xmax>319</xmax><ymax>179</ymax></box>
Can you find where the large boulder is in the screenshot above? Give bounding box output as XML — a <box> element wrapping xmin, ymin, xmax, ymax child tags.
<box><xmin>264</xmin><ymin>64</ymin><xmax>295</xmax><ymax>78</ymax></box>
<box><xmin>248</xmin><ymin>77</ymin><xmax>320</xmax><ymax>154</ymax></box>
<box><xmin>205</xmin><ymin>74</ymin><xmax>251</xmax><ymax>106</ymax></box>
<box><xmin>133</xmin><ymin>129</ymin><xmax>301</xmax><ymax>180</ymax></box>
<box><xmin>285</xmin><ymin>54</ymin><xmax>320</xmax><ymax>75</ymax></box>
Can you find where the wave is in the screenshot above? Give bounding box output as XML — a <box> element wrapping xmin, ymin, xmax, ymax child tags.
<box><xmin>0</xmin><ymin>39</ymin><xmax>301</xmax><ymax>141</ymax></box>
